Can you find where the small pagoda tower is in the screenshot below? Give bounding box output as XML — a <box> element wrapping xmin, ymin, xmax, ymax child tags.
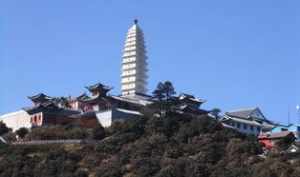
<box><xmin>85</xmin><ymin>83</ymin><xmax>112</xmax><ymax>97</ymax></box>
<box><xmin>121</xmin><ymin>19</ymin><xmax>148</xmax><ymax>96</ymax></box>
<box><xmin>28</xmin><ymin>93</ymin><xmax>53</xmax><ymax>105</ymax></box>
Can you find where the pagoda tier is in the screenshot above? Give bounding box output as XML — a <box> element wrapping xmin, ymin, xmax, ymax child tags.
<box><xmin>121</xmin><ymin>19</ymin><xmax>148</xmax><ymax>96</ymax></box>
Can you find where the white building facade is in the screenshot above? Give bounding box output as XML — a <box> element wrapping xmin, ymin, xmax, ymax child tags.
<box><xmin>0</xmin><ymin>110</ymin><xmax>32</xmax><ymax>131</ymax></box>
<box><xmin>121</xmin><ymin>19</ymin><xmax>148</xmax><ymax>96</ymax></box>
<box><xmin>222</xmin><ymin>107</ymin><xmax>275</xmax><ymax>136</ymax></box>
<box><xmin>96</xmin><ymin>108</ymin><xmax>142</xmax><ymax>127</ymax></box>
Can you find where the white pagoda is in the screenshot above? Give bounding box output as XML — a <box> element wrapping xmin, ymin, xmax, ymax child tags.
<box><xmin>121</xmin><ymin>19</ymin><xmax>148</xmax><ymax>96</ymax></box>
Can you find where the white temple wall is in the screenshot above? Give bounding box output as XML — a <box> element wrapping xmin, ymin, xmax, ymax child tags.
<box><xmin>0</xmin><ymin>110</ymin><xmax>32</xmax><ymax>131</ymax></box>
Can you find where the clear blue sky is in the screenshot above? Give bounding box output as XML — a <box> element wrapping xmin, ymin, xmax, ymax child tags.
<box><xmin>1</xmin><ymin>0</ymin><xmax>300</xmax><ymax>124</ymax></box>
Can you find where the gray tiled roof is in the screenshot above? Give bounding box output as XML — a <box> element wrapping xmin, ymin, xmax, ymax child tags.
<box><xmin>85</xmin><ymin>83</ymin><xmax>112</xmax><ymax>92</ymax></box>
<box><xmin>225</xmin><ymin>107</ymin><xmax>260</xmax><ymax>119</ymax></box>
<box><xmin>178</xmin><ymin>93</ymin><xmax>206</xmax><ymax>103</ymax></box>
<box><xmin>225</xmin><ymin>107</ymin><xmax>266</xmax><ymax>120</ymax></box>
<box><xmin>76</xmin><ymin>93</ymin><xmax>90</xmax><ymax>101</ymax></box>
<box><xmin>259</xmin><ymin>131</ymin><xmax>294</xmax><ymax>139</ymax></box>
<box><xmin>224</xmin><ymin>107</ymin><xmax>276</xmax><ymax>131</ymax></box>
<box><xmin>28</xmin><ymin>93</ymin><xmax>53</xmax><ymax>103</ymax></box>
<box><xmin>23</xmin><ymin>103</ymin><xmax>80</xmax><ymax>116</ymax></box>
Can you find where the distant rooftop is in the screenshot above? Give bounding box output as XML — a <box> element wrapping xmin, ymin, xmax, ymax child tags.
<box><xmin>85</xmin><ymin>83</ymin><xmax>112</xmax><ymax>92</ymax></box>
<box><xmin>28</xmin><ymin>93</ymin><xmax>53</xmax><ymax>103</ymax></box>
<box><xmin>225</xmin><ymin>107</ymin><xmax>266</xmax><ymax>120</ymax></box>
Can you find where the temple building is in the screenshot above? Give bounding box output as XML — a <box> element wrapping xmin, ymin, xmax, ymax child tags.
<box><xmin>121</xmin><ymin>19</ymin><xmax>148</xmax><ymax>96</ymax></box>
<box><xmin>24</xmin><ymin>93</ymin><xmax>80</xmax><ymax>127</ymax></box>
<box><xmin>268</xmin><ymin>124</ymin><xmax>300</xmax><ymax>142</ymax></box>
<box><xmin>0</xmin><ymin>20</ymin><xmax>210</xmax><ymax>131</ymax></box>
<box><xmin>258</xmin><ymin>131</ymin><xmax>295</xmax><ymax>150</ymax></box>
<box><xmin>172</xmin><ymin>93</ymin><xmax>208</xmax><ymax>115</ymax></box>
<box><xmin>28</xmin><ymin>93</ymin><xmax>53</xmax><ymax>106</ymax></box>
<box><xmin>71</xmin><ymin>82</ymin><xmax>151</xmax><ymax>127</ymax></box>
<box><xmin>221</xmin><ymin>107</ymin><xmax>276</xmax><ymax>136</ymax></box>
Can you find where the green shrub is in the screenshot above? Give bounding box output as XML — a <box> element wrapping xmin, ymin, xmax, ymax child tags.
<box><xmin>16</xmin><ymin>127</ymin><xmax>29</xmax><ymax>139</ymax></box>
<box><xmin>26</xmin><ymin>126</ymin><xmax>90</xmax><ymax>140</ymax></box>
<box><xmin>0</xmin><ymin>113</ymin><xmax>298</xmax><ymax>177</ymax></box>
<box><xmin>92</xmin><ymin>124</ymin><xmax>105</xmax><ymax>140</ymax></box>
<box><xmin>0</xmin><ymin>121</ymin><xmax>10</xmax><ymax>136</ymax></box>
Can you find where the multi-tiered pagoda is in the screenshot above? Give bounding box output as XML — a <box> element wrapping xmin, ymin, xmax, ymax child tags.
<box><xmin>121</xmin><ymin>19</ymin><xmax>148</xmax><ymax>96</ymax></box>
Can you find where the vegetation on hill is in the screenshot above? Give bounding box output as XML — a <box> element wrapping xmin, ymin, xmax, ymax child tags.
<box><xmin>0</xmin><ymin>113</ymin><xmax>300</xmax><ymax>177</ymax></box>
<box><xmin>0</xmin><ymin>121</ymin><xmax>10</xmax><ymax>136</ymax></box>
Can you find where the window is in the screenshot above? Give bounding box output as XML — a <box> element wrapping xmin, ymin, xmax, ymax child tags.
<box><xmin>122</xmin><ymin>63</ymin><xmax>136</xmax><ymax>70</ymax></box>
<box><xmin>122</xmin><ymin>76</ymin><xmax>136</xmax><ymax>83</ymax></box>
<box><xmin>250</xmin><ymin>125</ymin><xmax>254</xmax><ymax>131</ymax></box>
<box><xmin>237</xmin><ymin>123</ymin><xmax>240</xmax><ymax>129</ymax></box>
<box><xmin>257</xmin><ymin>127</ymin><xmax>261</xmax><ymax>132</ymax></box>
<box><xmin>123</xmin><ymin>57</ymin><xmax>136</xmax><ymax>63</ymax></box>
<box><xmin>243</xmin><ymin>124</ymin><xmax>248</xmax><ymax>129</ymax></box>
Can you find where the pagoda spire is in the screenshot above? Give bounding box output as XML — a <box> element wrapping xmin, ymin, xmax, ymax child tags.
<box><xmin>121</xmin><ymin>20</ymin><xmax>148</xmax><ymax>96</ymax></box>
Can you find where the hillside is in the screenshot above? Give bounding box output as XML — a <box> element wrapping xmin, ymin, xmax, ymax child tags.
<box><xmin>0</xmin><ymin>113</ymin><xmax>300</xmax><ymax>177</ymax></box>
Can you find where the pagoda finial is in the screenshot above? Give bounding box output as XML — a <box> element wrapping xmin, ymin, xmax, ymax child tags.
<box><xmin>134</xmin><ymin>19</ymin><xmax>138</xmax><ymax>25</ymax></box>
